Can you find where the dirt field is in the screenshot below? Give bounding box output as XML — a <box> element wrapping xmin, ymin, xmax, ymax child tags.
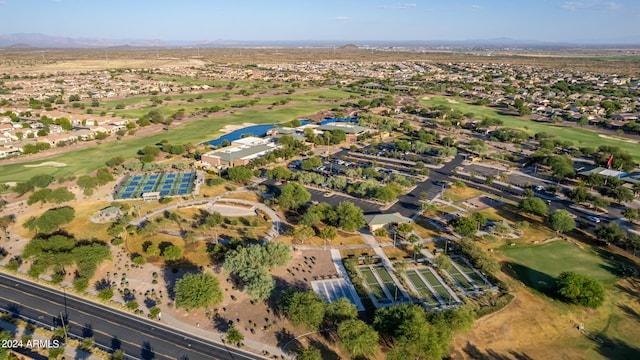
<box><xmin>161</xmin><ymin>249</ymin><xmax>343</xmax><ymax>351</ymax></box>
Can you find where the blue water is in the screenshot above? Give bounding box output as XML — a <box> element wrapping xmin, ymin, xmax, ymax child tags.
<box><xmin>206</xmin><ymin>120</ymin><xmax>310</xmax><ymax>146</ymax></box>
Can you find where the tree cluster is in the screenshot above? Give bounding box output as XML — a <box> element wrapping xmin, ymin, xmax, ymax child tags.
<box><xmin>556</xmin><ymin>272</ymin><xmax>606</xmax><ymax>308</ymax></box>
<box><xmin>302</xmin><ymin>201</ymin><xmax>365</xmax><ymax>232</ymax></box>
<box><xmin>27</xmin><ymin>187</ymin><xmax>75</xmax><ymax>205</ymax></box>
<box><xmin>13</xmin><ymin>174</ymin><xmax>55</xmax><ymax>196</ymax></box>
<box><xmin>22</xmin><ymin>234</ymin><xmax>110</xmax><ymax>291</ymax></box>
<box><xmin>77</xmin><ymin>167</ymin><xmax>114</xmax><ymax>195</ymax></box>
<box><xmin>458</xmin><ymin>238</ymin><xmax>499</xmax><ymax>275</ymax></box>
<box><xmin>223</xmin><ymin>242</ymin><xmax>290</xmax><ymax>301</ymax></box>
<box><xmin>595</xmin><ymin>221</ymin><xmax>640</xmax><ymax>255</ymax></box>
<box><xmin>23</xmin><ymin>207</ymin><xmax>75</xmax><ymax>234</ymax></box>
<box><xmin>374</xmin><ymin>304</ymin><xmax>475</xmax><ymax>360</ymax></box>
<box><xmin>174</xmin><ymin>272</ymin><xmax>224</xmax><ymax>310</ymax></box>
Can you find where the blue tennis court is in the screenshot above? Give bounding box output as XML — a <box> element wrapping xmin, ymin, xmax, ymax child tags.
<box><xmin>114</xmin><ymin>171</ymin><xmax>196</xmax><ymax>200</ymax></box>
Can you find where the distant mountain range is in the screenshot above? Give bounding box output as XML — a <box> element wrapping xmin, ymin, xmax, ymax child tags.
<box><xmin>0</xmin><ymin>33</ymin><xmax>638</xmax><ymax>49</ymax></box>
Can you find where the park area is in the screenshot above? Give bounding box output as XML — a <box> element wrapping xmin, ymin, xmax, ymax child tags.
<box><xmin>449</xmin><ymin>239</ymin><xmax>640</xmax><ymax>360</ymax></box>
<box><xmin>500</xmin><ymin>240</ymin><xmax>618</xmax><ymax>295</ymax></box>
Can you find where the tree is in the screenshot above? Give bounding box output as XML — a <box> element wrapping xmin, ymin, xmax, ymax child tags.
<box><xmin>244</xmin><ymin>267</ymin><xmax>275</xmax><ymax>301</ymax></box>
<box><xmin>326</xmin><ymin>297</ymin><xmax>358</xmax><ymax>324</ymax></box>
<box><xmin>296</xmin><ymin>346</ymin><xmax>322</xmax><ymax>360</ymax></box>
<box><xmin>548</xmin><ymin>155</ymin><xmax>575</xmax><ymax>181</ymax></box>
<box><xmin>267</xmin><ymin>166</ymin><xmax>292</xmax><ymax>180</ymax></box>
<box><xmin>413</xmin><ymin>243</ymin><xmax>424</xmax><ymax>262</ymax></box>
<box><xmin>226</xmin><ymin>325</ymin><xmax>244</xmax><ymax>346</ymax></box>
<box><xmin>624</xmin><ymin>207</ymin><xmax>639</xmax><ymax>222</ymax></box>
<box><xmin>556</xmin><ymin>272</ymin><xmax>606</xmax><ymax>308</ymax></box>
<box><xmin>450</xmin><ymin>216</ymin><xmax>478</xmax><ymax>238</ymax></box>
<box><xmin>278</xmin><ymin>182</ymin><xmax>311</xmax><ymax>210</ymax></box>
<box><xmin>337</xmin><ymin>319</ymin><xmax>379</xmax><ymax>358</ymax></box>
<box><xmin>334</xmin><ymin>201</ymin><xmax>365</xmax><ymax>231</ymax></box>
<box><xmin>595</xmin><ymin>222</ymin><xmax>627</xmax><ymax>246</ymax></box>
<box><xmin>291</xmin><ymin>224</ymin><xmax>314</xmax><ymax>244</ymax></box>
<box><xmin>547</xmin><ymin>210</ymin><xmax>576</xmax><ymax>233</ymax></box>
<box><xmin>162</xmin><ymin>245</ymin><xmax>182</xmax><ymax>261</ymax></box>
<box><xmin>226</xmin><ymin>166</ymin><xmax>254</xmax><ymax>183</ymax></box>
<box><xmin>432</xmin><ymin>254</ymin><xmax>451</xmax><ymax>270</ymax></box>
<box><xmin>300</xmin><ymin>211</ymin><xmax>321</xmax><ymax>227</ymax></box>
<box><xmin>23</xmin><ymin>207</ymin><xmax>75</xmax><ymax>234</ymax></box>
<box><xmin>319</xmin><ymin>226</ymin><xmax>338</xmax><ymax>247</ymax></box>
<box><xmin>518</xmin><ymin>197</ymin><xmax>548</xmax><ymax>217</ymax></box>
<box><xmin>567</xmin><ymin>186</ymin><xmax>593</xmax><ymax>203</ymax></box>
<box><xmin>281</xmin><ymin>290</ymin><xmax>326</xmax><ymax>331</ymax></box>
<box><xmin>300</xmin><ymin>156</ymin><xmax>323</xmax><ymax>171</ymax></box>
<box><xmin>472</xmin><ymin>212</ymin><xmax>488</xmax><ymax>230</ymax></box>
<box><xmin>374</xmin><ymin>304</ymin><xmax>450</xmax><ymax>360</ymax></box>
<box><xmin>395</xmin><ymin>223</ymin><xmax>413</xmax><ymax>240</ymax></box>
<box><xmin>174</xmin><ymin>273</ymin><xmax>223</xmax><ymax>310</ymax></box>
<box><xmin>204</xmin><ymin>211</ymin><xmax>224</xmax><ymax>243</ymax></box>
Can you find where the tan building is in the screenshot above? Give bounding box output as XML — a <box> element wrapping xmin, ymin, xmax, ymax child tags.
<box><xmin>201</xmin><ymin>137</ymin><xmax>280</xmax><ymax>168</ymax></box>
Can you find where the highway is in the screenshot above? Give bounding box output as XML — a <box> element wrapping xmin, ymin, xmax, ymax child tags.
<box><xmin>0</xmin><ymin>272</ymin><xmax>267</xmax><ymax>360</ymax></box>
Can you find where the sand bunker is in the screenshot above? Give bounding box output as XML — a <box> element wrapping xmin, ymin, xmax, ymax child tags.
<box><xmin>447</xmin><ymin>99</ymin><xmax>459</xmax><ymax>104</ymax></box>
<box><xmin>220</xmin><ymin>122</ymin><xmax>257</xmax><ymax>134</ymax></box>
<box><xmin>24</xmin><ymin>161</ymin><xmax>67</xmax><ymax>168</ymax></box>
<box><xmin>598</xmin><ymin>134</ymin><xmax>638</xmax><ymax>144</ymax></box>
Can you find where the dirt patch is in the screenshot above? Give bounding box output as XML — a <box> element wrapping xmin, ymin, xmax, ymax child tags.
<box><xmin>449</xmin><ymin>283</ymin><xmax>589</xmax><ymax>360</ymax></box>
<box><xmin>160</xmin><ymin>249</ymin><xmax>341</xmax><ymax>350</ymax></box>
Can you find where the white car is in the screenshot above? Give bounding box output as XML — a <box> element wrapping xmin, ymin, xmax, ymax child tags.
<box><xmin>586</xmin><ymin>216</ymin><xmax>601</xmax><ymax>223</ymax></box>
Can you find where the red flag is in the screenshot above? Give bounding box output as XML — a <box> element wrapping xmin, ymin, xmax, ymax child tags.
<box><xmin>607</xmin><ymin>155</ymin><xmax>613</xmax><ymax>168</ymax></box>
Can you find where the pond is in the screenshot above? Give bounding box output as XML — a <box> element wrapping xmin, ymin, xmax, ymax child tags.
<box><xmin>206</xmin><ymin>120</ymin><xmax>309</xmax><ymax>146</ymax></box>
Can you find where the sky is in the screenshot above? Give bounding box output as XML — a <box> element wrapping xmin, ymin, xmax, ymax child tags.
<box><xmin>1</xmin><ymin>0</ymin><xmax>639</xmax><ymax>44</ymax></box>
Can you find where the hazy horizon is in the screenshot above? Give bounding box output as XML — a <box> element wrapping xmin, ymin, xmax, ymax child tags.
<box><xmin>1</xmin><ymin>0</ymin><xmax>640</xmax><ymax>45</ymax></box>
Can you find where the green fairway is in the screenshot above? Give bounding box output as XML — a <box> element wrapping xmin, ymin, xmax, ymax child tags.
<box><xmin>501</xmin><ymin>241</ymin><xmax>618</xmax><ymax>293</ymax></box>
<box><xmin>0</xmin><ymin>104</ymin><xmax>331</xmax><ymax>182</ymax></box>
<box><xmin>421</xmin><ymin>96</ymin><xmax>640</xmax><ymax>161</ymax></box>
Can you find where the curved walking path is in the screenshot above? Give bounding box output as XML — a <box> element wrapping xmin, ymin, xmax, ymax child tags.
<box><xmin>129</xmin><ymin>189</ymin><xmax>282</xmax><ymax>243</ymax></box>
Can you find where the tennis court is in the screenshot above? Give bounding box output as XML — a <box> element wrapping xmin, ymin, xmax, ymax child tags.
<box><xmin>405</xmin><ymin>269</ymin><xmax>440</xmax><ymax>307</ymax></box>
<box><xmin>311</xmin><ymin>278</ymin><xmax>364</xmax><ymax>311</ymax></box>
<box><xmin>451</xmin><ymin>256</ymin><xmax>491</xmax><ymax>288</ymax></box>
<box><xmin>419</xmin><ymin>268</ymin><xmax>454</xmax><ymax>302</ymax></box>
<box><xmin>373</xmin><ymin>265</ymin><xmax>407</xmax><ymax>302</ymax></box>
<box><xmin>359</xmin><ymin>266</ymin><xmax>388</xmax><ymax>301</ymax></box>
<box><xmin>114</xmin><ymin>171</ymin><xmax>196</xmax><ymax>199</ymax></box>
<box><xmin>445</xmin><ymin>264</ymin><xmax>476</xmax><ymax>292</ymax></box>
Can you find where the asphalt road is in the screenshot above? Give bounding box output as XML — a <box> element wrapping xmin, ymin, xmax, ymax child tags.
<box><xmin>388</xmin><ymin>154</ymin><xmax>466</xmax><ymax>217</ymax></box>
<box><xmin>0</xmin><ymin>272</ymin><xmax>266</xmax><ymax>360</ymax></box>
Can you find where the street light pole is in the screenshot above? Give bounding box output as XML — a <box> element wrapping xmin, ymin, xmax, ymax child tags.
<box><xmin>59</xmin><ymin>311</ymin><xmax>68</xmax><ymax>341</ymax></box>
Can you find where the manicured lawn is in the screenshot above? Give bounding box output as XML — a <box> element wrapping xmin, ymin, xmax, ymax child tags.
<box><xmin>421</xmin><ymin>96</ymin><xmax>640</xmax><ymax>160</ymax></box>
<box><xmin>501</xmin><ymin>241</ymin><xmax>619</xmax><ymax>294</ymax></box>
